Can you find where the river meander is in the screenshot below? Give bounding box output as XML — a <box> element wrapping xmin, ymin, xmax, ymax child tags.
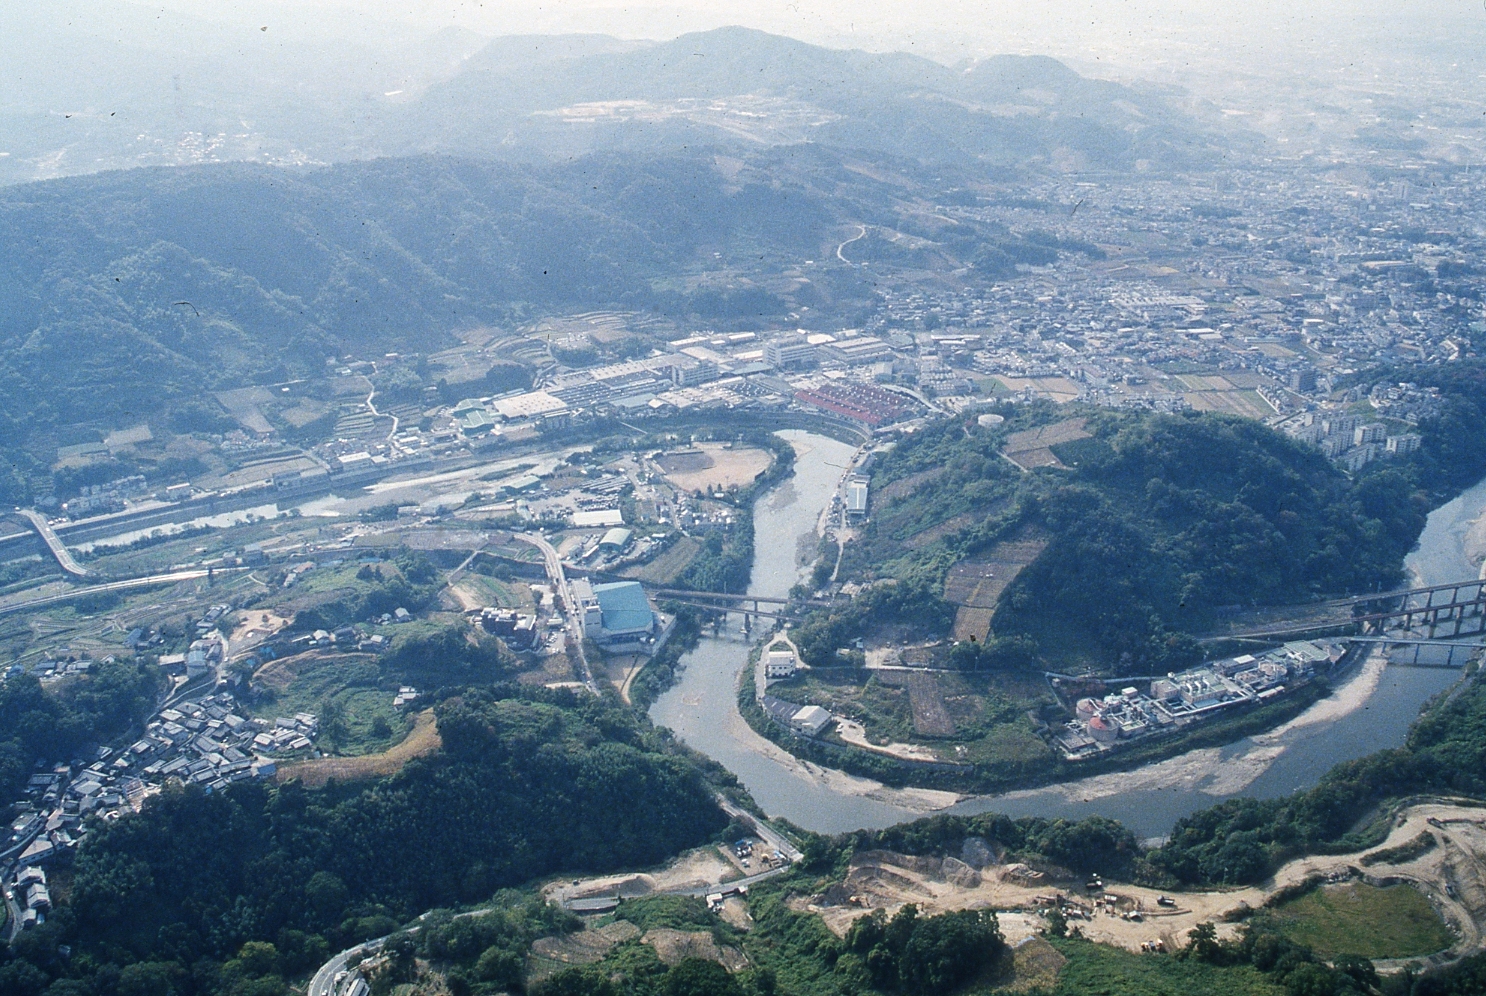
<box><xmin>651</xmin><ymin>432</ymin><xmax>1486</xmax><ymax>839</ymax></box>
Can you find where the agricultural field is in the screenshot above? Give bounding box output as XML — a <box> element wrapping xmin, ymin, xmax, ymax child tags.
<box><xmin>770</xmin><ymin>667</ymin><xmax>1057</xmax><ymax>769</ymax></box>
<box><xmin>620</xmin><ymin>534</ymin><xmax>703</xmax><ymax>585</ymax></box>
<box><xmin>1047</xmin><ymin>938</ymin><xmax>1286</xmax><ymax>996</ymax></box>
<box><xmin>448</xmin><ymin>571</ymin><xmax>533</xmax><ymax>612</ymax></box>
<box><xmin>942</xmin><ymin>532</ymin><xmax>1048</xmax><ymax>641</ymax></box>
<box><xmin>1182</xmin><ymin>389</ymin><xmax>1276</xmax><ymax>419</ymax></box>
<box><xmin>278</xmin><ymin>709</ymin><xmax>441</xmax><ymax>788</ymax></box>
<box><xmin>0</xmin><ymin>568</ymin><xmax>264</xmax><ymax>665</ymax></box>
<box><xmin>999</xmin><ymin>417</ymin><xmax>1092</xmax><ymax>470</ymax></box>
<box><xmin>248</xmin><ymin>653</ymin><xmax>406</xmax><ymax>756</ymax></box>
<box><xmin>1268</xmin><ymin>882</ymin><xmax>1455</xmax><ymax>960</ymax></box>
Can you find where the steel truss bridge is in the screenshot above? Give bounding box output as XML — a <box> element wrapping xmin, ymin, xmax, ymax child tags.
<box><xmin>1204</xmin><ymin>578</ymin><xmax>1486</xmax><ymax>644</ymax></box>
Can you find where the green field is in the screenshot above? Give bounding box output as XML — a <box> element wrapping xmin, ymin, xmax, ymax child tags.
<box><xmin>1269</xmin><ymin>882</ymin><xmax>1455</xmax><ymax>959</ymax></box>
<box><xmin>775</xmin><ymin>667</ymin><xmax>1056</xmax><ymax>770</ymax></box>
<box><xmin>453</xmin><ymin>571</ymin><xmax>532</xmax><ymax>608</ymax></box>
<box><xmin>1050</xmin><ymin>938</ymin><xmax>1286</xmax><ymax>996</ymax></box>
<box><xmin>247</xmin><ymin>655</ymin><xmax>403</xmax><ymax>756</ymax></box>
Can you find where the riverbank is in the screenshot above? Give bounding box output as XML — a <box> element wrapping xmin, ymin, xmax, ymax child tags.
<box><xmin>977</xmin><ymin>651</ymin><xmax>1392</xmax><ymax>810</ymax></box>
<box><xmin>735</xmin><ymin>648</ymin><xmax>1334</xmax><ymax>799</ymax></box>
<box><xmin>651</xmin><ymin>431</ymin><xmax>1483</xmax><ymax>839</ymax></box>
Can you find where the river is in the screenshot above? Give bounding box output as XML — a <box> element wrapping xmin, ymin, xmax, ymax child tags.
<box><xmin>651</xmin><ymin>432</ymin><xmax>1486</xmax><ymax>839</ymax></box>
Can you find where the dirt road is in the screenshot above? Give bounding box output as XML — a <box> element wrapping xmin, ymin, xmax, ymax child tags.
<box><xmin>804</xmin><ymin>799</ymin><xmax>1486</xmax><ymax>964</ymax></box>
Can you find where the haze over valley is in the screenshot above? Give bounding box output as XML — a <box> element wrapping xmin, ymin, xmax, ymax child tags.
<box><xmin>4</xmin><ymin>5</ymin><xmax>1486</xmax><ymax>996</ymax></box>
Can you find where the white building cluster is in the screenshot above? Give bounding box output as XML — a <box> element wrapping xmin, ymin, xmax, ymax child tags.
<box><xmin>1277</xmin><ymin>411</ymin><xmax>1422</xmax><ymax>472</ymax></box>
<box><xmin>1052</xmin><ymin>641</ymin><xmax>1341</xmax><ymax>759</ymax></box>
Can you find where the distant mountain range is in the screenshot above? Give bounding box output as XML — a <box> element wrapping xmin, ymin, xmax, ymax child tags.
<box><xmin>0</xmin><ymin>16</ymin><xmax>1242</xmax><ymax>186</ymax></box>
<box><xmin>0</xmin><ymin>145</ymin><xmax>1081</xmax><ymax>478</ymax></box>
<box><xmin>395</xmin><ymin>27</ymin><xmax>1233</xmax><ymax>170</ymax></box>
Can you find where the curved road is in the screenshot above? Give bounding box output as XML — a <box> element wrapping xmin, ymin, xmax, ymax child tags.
<box><xmin>0</xmin><ymin>567</ymin><xmax>243</xmax><ymax>618</ymax></box>
<box><xmin>307</xmin><ymin>796</ymin><xmax>802</xmax><ymax>995</ymax></box>
<box><xmin>309</xmin><ymin>939</ymin><xmax>381</xmax><ymax>996</ymax></box>
<box><xmin>836</xmin><ymin>224</ymin><xmax>867</xmax><ymax>264</ymax></box>
<box><xmin>17</xmin><ymin>509</ymin><xmax>93</xmax><ymax>577</ymax></box>
<box><xmin>364</xmin><ymin>365</ymin><xmax>400</xmax><ymax>445</ymax></box>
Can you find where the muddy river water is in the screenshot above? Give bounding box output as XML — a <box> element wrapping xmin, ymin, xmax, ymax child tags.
<box><xmin>650</xmin><ymin>432</ymin><xmax>1486</xmax><ymax>839</ymax></box>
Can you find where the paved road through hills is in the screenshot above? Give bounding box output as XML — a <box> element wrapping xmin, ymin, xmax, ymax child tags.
<box><xmin>516</xmin><ymin>531</ymin><xmax>598</xmax><ymax>694</ymax></box>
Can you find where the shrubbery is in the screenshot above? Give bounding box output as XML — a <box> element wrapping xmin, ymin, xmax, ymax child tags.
<box><xmin>4</xmin><ymin>687</ymin><xmax>725</xmax><ymax>996</ymax></box>
<box><xmin>839</xmin><ymin>905</ymin><xmax>1003</xmax><ymax>995</ymax></box>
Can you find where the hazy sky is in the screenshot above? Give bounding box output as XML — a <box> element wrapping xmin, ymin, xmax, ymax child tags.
<box><xmin>134</xmin><ymin>0</ymin><xmax>1486</xmax><ymax>75</ymax></box>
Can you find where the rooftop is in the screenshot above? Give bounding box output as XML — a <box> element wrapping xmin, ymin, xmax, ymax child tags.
<box><xmin>592</xmin><ymin>581</ymin><xmax>653</xmax><ymax>634</ymax></box>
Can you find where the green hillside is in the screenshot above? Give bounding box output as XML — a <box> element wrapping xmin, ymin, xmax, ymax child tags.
<box><xmin>39</xmin><ymin>688</ymin><xmax>723</xmax><ymax>983</ymax></box>
<box><xmin>816</xmin><ymin>404</ymin><xmax>1423</xmax><ymax>673</ymax></box>
<box><xmin>0</xmin><ymin>150</ymin><xmax>1079</xmax><ymax>502</ymax></box>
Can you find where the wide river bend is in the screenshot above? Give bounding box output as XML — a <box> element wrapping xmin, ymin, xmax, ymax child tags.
<box><xmin>651</xmin><ymin>432</ymin><xmax>1483</xmax><ymax>839</ymax></box>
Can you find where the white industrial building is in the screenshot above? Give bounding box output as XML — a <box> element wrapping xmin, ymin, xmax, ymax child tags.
<box><xmin>765</xmin><ymin>649</ymin><xmax>799</xmax><ymax>679</ymax></box>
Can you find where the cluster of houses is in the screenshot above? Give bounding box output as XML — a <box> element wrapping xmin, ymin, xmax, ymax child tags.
<box><xmin>58</xmin><ymin>474</ymin><xmax>149</xmax><ymax>518</ymax></box>
<box><xmin>1051</xmin><ymin>641</ymin><xmax>1344</xmax><ymax>759</ymax></box>
<box><xmin>4</xmin><ymin>693</ymin><xmax>311</xmax><ymax>931</ymax></box>
<box><xmin>8</xmin><ymin>865</ymin><xmax>49</xmax><ymax>930</ymax></box>
<box><xmin>248</xmin><ymin>712</ymin><xmax>320</xmax><ymax>757</ymax></box>
<box><xmin>120</xmin><ymin>694</ymin><xmax>299</xmax><ymax>792</ymax></box>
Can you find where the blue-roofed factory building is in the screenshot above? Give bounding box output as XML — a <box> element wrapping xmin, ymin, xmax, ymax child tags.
<box><xmin>576</xmin><ymin>580</ymin><xmax>674</xmax><ymax>652</ymax></box>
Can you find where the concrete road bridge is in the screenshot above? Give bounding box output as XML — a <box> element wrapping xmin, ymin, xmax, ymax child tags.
<box><xmin>16</xmin><ymin>509</ymin><xmax>95</xmax><ymax>577</ymax></box>
<box><xmin>644</xmin><ymin>587</ymin><xmax>832</xmax><ymax>623</ymax></box>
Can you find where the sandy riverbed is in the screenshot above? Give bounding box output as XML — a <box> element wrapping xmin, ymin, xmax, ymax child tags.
<box><xmin>984</xmin><ymin>651</ymin><xmax>1392</xmax><ymax>809</ymax></box>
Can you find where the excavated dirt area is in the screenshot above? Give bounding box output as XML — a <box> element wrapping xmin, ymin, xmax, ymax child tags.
<box><xmin>642</xmin><ymin>929</ymin><xmax>748</xmax><ymax>972</ymax></box>
<box><xmin>655</xmin><ymin>444</ymin><xmax>772</xmax><ymax>493</ymax></box>
<box><xmin>543</xmin><ymin>847</ymin><xmax>741</xmax><ymax>906</ymax></box>
<box><xmin>802</xmin><ymin>800</ymin><xmax>1486</xmax><ymax>965</ymax></box>
<box><xmin>541</xmin><ymin>801</ymin><xmax>1486</xmax><ymax>974</ymax></box>
<box><xmin>529</xmin><ymin>920</ymin><xmax>640</xmax><ymax>970</ymax></box>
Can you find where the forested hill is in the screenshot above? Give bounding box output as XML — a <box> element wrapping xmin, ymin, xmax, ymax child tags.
<box><xmin>834</xmin><ymin>405</ymin><xmax>1426</xmax><ymax>672</ymax></box>
<box><xmin>400</xmin><ymin>27</ymin><xmax>1238</xmax><ymax>169</ymax></box>
<box><xmin>0</xmin><ymin>687</ymin><xmax>725</xmax><ymax>996</ymax></box>
<box><xmin>0</xmin><ymin>149</ymin><xmax>1076</xmax><ymax>501</ymax></box>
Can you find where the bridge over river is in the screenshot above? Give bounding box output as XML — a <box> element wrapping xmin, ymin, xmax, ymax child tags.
<box><xmin>1202</xmin><ymin>577</ymin><xmax>1486</xmax><ymax>645</ymax></box>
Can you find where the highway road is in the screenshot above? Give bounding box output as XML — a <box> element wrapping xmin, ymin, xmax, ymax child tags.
<box><xmin>516</xmin><ymin>532</ymin><xmax>599</xmax><ymax>694</ymax></box>
<box><xmin>0</xmin><ymin>567</ymin><xmax>243</xmax><ymax>618</ymax></box>
<box><xmin>17</xmin><ymin>509</ymin><xmax>94</xmax><ymax>577</ymax></box>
